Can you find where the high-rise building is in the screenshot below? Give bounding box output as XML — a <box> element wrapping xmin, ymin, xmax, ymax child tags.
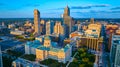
<box><xmin>0</xmin><ymin>46</ymin><xmax>3</xmax><ymax>67</ymax></box>
<box><xmin>114</xmin><ymin>45</ymin><xmax>120</xmax><ymax>67</ymax></box>
<box><xmin>54</xmin><ymin>21</ymin><xmax>65</xmax><ymax>35</ymax></box>
<box><xmin>46</xmin><ymin>21</ymin><xmax>54</xmax><ymax>35</ymax></box>
<box><xmin>63</xmin><ymin>6</ymin><xmax>74</xmax><ymax>37</ymax></box>
<box><xmin>105</xmin><ymin>24</ymin><xmax>119</xmax><ymax>51</ymax></box>
<box><xmin>110</xmin><ymin>30</ymin><xmax>120</xmax><ymax>67</ymax></box>
<box><xmin>34</xmin><ymin>9</ymin><xmax>40</xmax><ymax>35</ymax></box>
<box><xmin>63</xmin><ymin>6</ymin><xmax>70</xmax><ymax>17</ymax></box>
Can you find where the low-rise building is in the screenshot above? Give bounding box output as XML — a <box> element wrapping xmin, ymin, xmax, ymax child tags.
<box><xmin>25</xmin><ymin>36</ymin><xmax>72</xmax><ymax>63</ymax></box>
<box><xmin>10</xmin><ymin>30</ymin><xmax>24</xmax><ymax>35</ymax></box>
<box><xmin>12</xmin><ymin>58</ymin><xmax>41</xmax><ymax>67</ymax></box>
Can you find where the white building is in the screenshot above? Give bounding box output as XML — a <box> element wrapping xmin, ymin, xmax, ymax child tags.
<box><xmin>110</xmin><ymin>33</ymin><xmax>120</xmax><ymax>67</ymax></box>
<box><xmin>10</xmin><ymin>30</ymin><xmax>24</xmax><ymax>35</ymax></box>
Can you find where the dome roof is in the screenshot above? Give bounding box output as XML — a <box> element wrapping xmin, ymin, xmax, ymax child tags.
<box><xmin>44</xmin><ymin>36</ymin><xmax>51</xmax><ymax>40</ymax></box>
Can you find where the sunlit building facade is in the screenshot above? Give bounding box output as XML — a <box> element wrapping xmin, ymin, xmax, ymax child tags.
<box><xmin>110</xmin><ymin>29</ymin><xmax>120</xmax><ymax>67</ymax></box>
<box><xmin>25</xmin><ymin>36</ymin><xmax>72</xmax><ymax>63</ymax></box>
<box><xmin>46</xmin><ymin>21</ymin><xmax>54</xmax><ymax>35</ymax></box>
<box><xmin>54</xmin><ymin>21</ymin><xmax>65</xmax><ymax>35</ymax></box>
<box><xmin>63</xmin><ymin>6</ymin><xmax>74</xmax><ymax>37</ymax></box>
<box><xmin>34</xmin><ymin>9</ymin><xmax>40</xmax><ymax>35</ymax></box>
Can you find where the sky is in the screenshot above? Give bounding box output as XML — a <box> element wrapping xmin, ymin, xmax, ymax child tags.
<box><xmin>0</xmin><ymin>0</ymin><xmax>120</xmax><ymax>18</ymax></box>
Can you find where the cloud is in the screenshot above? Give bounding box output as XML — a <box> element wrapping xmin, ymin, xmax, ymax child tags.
<box><xmin>50</xmin><ymin>4</ymin><xmax>109</xmax><ymax>10</ymax></box>
<box><xmin>72</xmin><ymin>10</ymin><xmax>120</xmax><ymax>14</ymax></box>
<box><xmin>71</xmin><ymin>6</ymin><xmax>91</xmax><ymax>9</ymax></box>
<box><xmin>24</xmin><ymin>3</ymin><xmax>40</xmax><ymax>7</ymax></box>
<box><xmin>71</xmin><ymin>4</ymin><xmax>109</xmax><ymax>9</ymax></box>
<box><xmin>111</xmin><ymin>7</ymin><xmax>120</xmax><ymax>10</ymax></box>
<box><xmin>90</xmin><ymin>10</ymin><xmax>120</xmax><ymax>13</ymax></box>
<box><xmin>92</xmin><ymin>4</ymin><xmax>109</xmax><ymax>7</ymax></box>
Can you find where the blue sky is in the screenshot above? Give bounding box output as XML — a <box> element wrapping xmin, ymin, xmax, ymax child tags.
<box><xmin>0</xmin><ymin>0</ymin><xmax>120</xmax><ymax>18</ymax></box>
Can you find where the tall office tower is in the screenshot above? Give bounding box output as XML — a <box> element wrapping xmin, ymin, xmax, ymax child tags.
<box><xmin>34</xmin><ymin>9</ymin><xmax>40</xmax><ymax>35</ymax></box>
<box><xmin>114</xmin><ymin>45</ymin><xmax>120</xmax><ymax>67</ymax></box>
<box><xmin>110</xmin><ymin>30</ymin><xmax>120</xmax><ymax>67</ymax></box>
<box><xmin>46</xmin><ymin>21</ymin><xmax>54</xmax><ymax>35</ymax></box>
<box><xmin>63</xmin><ymin>6</ymin><xmax>70</xmax><ymax>17</ymax></box>
<box><xmin>63</xmin><ymin>6</ymin><xmax>74</xmax><ymax>37</ymax></box>
<box><xmin>54</xmin><ymin>21</ymin><xmax>65</xmax><ymax>35</ymax></box>
<box><xmin>90</xmin><ymin>18</ymin><xmax>94</xmax><ymax>24</ymax></box>
<box><xmin>0</xmin><ymin>46</ymin><xmax>3</xmax><ymax>67</ymax></box>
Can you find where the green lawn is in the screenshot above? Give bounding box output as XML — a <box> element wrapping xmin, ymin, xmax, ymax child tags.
<box><xmin>21</xmin><ymin>54</ymin><xmax>36</xmax><ymax>61</ymax></box>
<box><xmin>7</xmin><ymin>50</ymin><xmax>23</xmax><ymax>57</ymax></box>
<box><xmin>69</xmin><ymin>48</ymin><xmax>95</xmax><ymax>67</ymax></box>
<box><xmin>40</xmin><ymin>59</ymin><xmax>67</xmax><ymax>67</ymax></box>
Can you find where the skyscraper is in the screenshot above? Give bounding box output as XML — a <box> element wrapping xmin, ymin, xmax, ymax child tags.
<box><xmin>63</xmin><ymin>6</ymin><xmax>74</xmax><ymax>37</ymax></box>
<box><xmin>34</xmin><ymin>9</ymin><xmax>40</xmax><ymax>35</ymax></box>
<box><xmin>0</xmin><ymin>46</ymin><xmax>3</xmax><ymax>67</ymax></box>
<box><xmin>46</xmin><ymin>21</ymin><xmax>54</xmax><ymax>35</ymax></box>
<box><xmin>110</xmin><ymin>30</ymin><xmax>120</xmax><ymax>67</ymax></box>
<box><xmin>54</xmin><ymin>21</ymin><xmax>65</xmax><ymax>35</ymax></box>
<box><xmin>63</xmin><ymin>6</ymin><xmax>70</xmax><ymax>17</ymax></box>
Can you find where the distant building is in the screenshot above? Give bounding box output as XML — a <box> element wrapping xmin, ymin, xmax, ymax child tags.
<box><xmin>25</xmin><ymin>36</ymin><xmax>72</xmax><ymax>63</ymax></box>
<box><xmin>8</xmin><ymin>24</ymin><xmax>16</xmax><ymax>29</ymax></box>
<box><xmin>46</xmin><ymin>21</ymin><xmax>54</xmax><ymax>35</ymax></box>
<box><xmin>34</xmin><ymin>9</ymin><xmax>41</xmax><ymax>35</ymax></box>
<box><xmin>10</xmin><ymin>30</ymin><xmax>24</xmax><ymax>35</ymax></box>
<box><xmin>40</xmin><ymin>20</ymin><xmax>45</xmax><ymax>25</ymax></box>
<box><xmin>24</xmin><ymin>21</ymin><xmax>32</xmax><ymax>27</ymax></box>
<box><xmin>12</xmin><ymin>58</ymin><xmax>41</xmax><ymax>67</ymax></box>
<box><xmin>40</xmin><ymin>20</ymin><xmax>46</xmax><ymax>34</ymax></box>
<box><xmin>90</xmin><ymin>18</ymin><xmax>95</xmax><ymax>24</ymax></box>
<box><xmin>54</xmin><ymin>21</ymin><xmax>65</xmax><ymax>36</ymax></box>
<box><xmin>110</xmin><ymin>29</ymin><xmax>120</xmax><ymax>67</ymax></box>
<box><xmin>71</xmin><ymin>22</ymin><xmax>103</xmax><ymax>52</ymax></box>
<box><xmin>0</xmin><ymin>24</ymin><xmax>8</xmax><ymax>35</ymax></box>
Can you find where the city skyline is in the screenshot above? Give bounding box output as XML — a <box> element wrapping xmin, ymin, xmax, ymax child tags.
<box><xmin>0</xmin><ymin>0</ymin><xmax>120</xmax><ymax>18</ymax></box>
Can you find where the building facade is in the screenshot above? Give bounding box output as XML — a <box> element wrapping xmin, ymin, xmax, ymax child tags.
<box><xmin>63</xmin><ymin>6</ymin><xmax>74</xmax><ymax>36</ymax></box>
<box><xmin>25</xmin><ymin>36</ymin><xmax>72</xmax><ymax>63</ymax></box>
<box><xmin>54</xmin><ymin>21</ymin><xmax>65</xmax><ymax>35</ymax></box>
<box><xmin>46</xmin><ymin>21</ymin><xmax>54</xmax><ymax>35</ymax></box>
<box><xmin>34</xmin><ymin>9</ymin><xmax>40</xmax><ymax>35</ymax></box>
<box><xmin>110</xmin><ymin>31</ymin><xmax>120</xmax><ymax>67</ymax></box>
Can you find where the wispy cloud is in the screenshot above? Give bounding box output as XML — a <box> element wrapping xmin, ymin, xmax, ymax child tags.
<box><xmin>50</xmin><ymin>4</ymin><xmax>109</xmax><ymax>10</ymax></box>
<box><xmin>111</xmin><ymin>7</ymin><xmax>120</xmax><ymax>10</ymax></box>
<box><xmin>71</xmin><ymin>4</ymin><xmax>109</xmax><ymax>9</ymax></box>
<box><xmin>71</xmin><ymin>6</ymin><xmax>91</xmax><ymax>9</ymax></box>
<box><xmin>24</xmin><ymin>3</ymin><xmax>40</xmax><ymax>7</ymax></box>
<box><xmin>48</xmin><ymin>8</ymin><xmax>64</xmax><ymax>10</ymax></box>
<box><xmin>72</xmin><ymin>10</ymin><xmax>120</xmax><ymax>14</ymax></box>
